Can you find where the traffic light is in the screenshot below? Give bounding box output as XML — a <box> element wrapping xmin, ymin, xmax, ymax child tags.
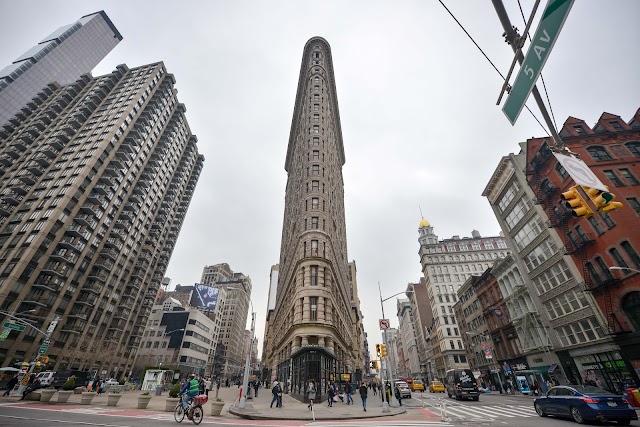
<box><xmin>584</xmin><ymin>186</ymin><xmax>623</xmax><ymax>214</ymax></box>
<box><xmin>381</xmin><ymin>344</ymin><xmax>387</xmax><ymax>357</ymax></box>
<box><xmin>561</xmin><ymin>186</ymin><xmax>593</xmax><ymax>218</ymax></box>
<box><xmin>370</xmin><ymin>361</ymin><xmax>378</xmax><ymax>370</ymax></box>
<box><xmin>376</xmin><ymin>344</ymin><xmax>381</xmax><ymax>358</ymax></box>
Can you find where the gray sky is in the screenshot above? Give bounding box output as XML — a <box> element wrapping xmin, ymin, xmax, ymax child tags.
<box><xmin>1</xmin><ymin>1</ymin><xmax>638</xmax><ymax>360</ymax></box>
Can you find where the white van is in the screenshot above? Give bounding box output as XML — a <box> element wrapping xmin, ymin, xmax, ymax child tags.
<box><xmin>36</xmin><ymin>371</ymin><xmax>55</xmax><ymax>386</ymax></box>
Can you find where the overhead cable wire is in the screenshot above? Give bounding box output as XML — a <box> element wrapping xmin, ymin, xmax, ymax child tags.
<box><xmin>436</xmin><ymin>0</ymin><xmax>550</xmax><ymax>136</ymax></box>
<box><xmin>517</xmin><ymin>0</ymin><xmax>559</xmax><ymax>130</ymax></box>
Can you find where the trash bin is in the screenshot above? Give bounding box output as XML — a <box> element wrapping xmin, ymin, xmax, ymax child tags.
<box><xmin>155</xmin><ymin>385</ymin><xmax>163</xmax><ymax>396</ymax></box>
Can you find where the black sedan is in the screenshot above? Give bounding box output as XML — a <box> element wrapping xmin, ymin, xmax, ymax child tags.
<box><xmin>534</xmin><ymin>385</ymin><xmax>638</xmax><ymax>425</ymax></box>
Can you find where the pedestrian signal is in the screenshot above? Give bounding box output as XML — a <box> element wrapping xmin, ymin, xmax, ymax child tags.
<box><xmin>584</xmin><ymin>186</ymin><xmax>623</xmax><ymax>213</ymax></box>
<box><xmin>381</xmin><ymin>344</ymin><xmax>387</xmax><ymax>357</ymax></box>
<box><xmin>376</xmin><ymin>344</ymin><xmax>381</xmax><ymax>358</ymax></box>
<box><xmin>370</xmin><ymin>361</ymin><xmax>378</xmax><ymax>370</ymax></box>
<box><xmin>561</xmin><ymin>186</ymin><xmax>593</xmax><ymax>218</ymax></box>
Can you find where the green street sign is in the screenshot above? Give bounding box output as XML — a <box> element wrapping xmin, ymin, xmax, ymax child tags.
<box><xmin>503</xmin><ymin>0</ymin><xmax>574</xmax><ymax>124</ymax></box>
<box><xmin>38</xmin><ymin>340</ymin><xmax>50</xmax><ymax>355</ymax></box>
<box><xmin>3</xmin><ymin>322</ymin><xmax>26</xmax><ymax>331</ymax></box>
<box><xmin>0</xmin><ymin>328</ymin><xmax>10</xmax><ymax>341</ymax></box>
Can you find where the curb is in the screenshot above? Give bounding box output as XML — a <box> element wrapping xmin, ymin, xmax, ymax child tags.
<box><xmin>228</xmin><ymin>406</ymin><xmax>407</xmax><ymax>421</ymax></box>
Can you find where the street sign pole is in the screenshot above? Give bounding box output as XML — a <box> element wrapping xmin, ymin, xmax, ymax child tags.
<box><xmin>15</xmin><ymin>316</ymin><xmax>59</xmax><ymax>397</ymax></box>
<box><xmin>493</xmin><ymin>0</ymin><xmax>570</xmax><ymax>149</ymax></box>
<box><xmin>502</xmin><ymin>0</ymin><xmax>574</xmax><ymax>125</ymax></box>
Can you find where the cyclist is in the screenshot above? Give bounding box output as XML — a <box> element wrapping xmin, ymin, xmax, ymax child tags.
<box><xmin>179</xmin><ymin>373</ymin><xmax>200</xmax><ymax>417</ymax></box>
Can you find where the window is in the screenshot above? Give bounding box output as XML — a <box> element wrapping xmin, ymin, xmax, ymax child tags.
<box><xmin>609</xmin><ymin>248</ymin><xmax>629</xmax><ymax>269</ymax></box>
<box><xmin>609</xmin><ymin>121</ymin><xmax>624</xmax><ymax>131</ymax></box>
<box><xmin>524</xmin><ymin>238</ymin><xmax>557</xmax><ymax>272</ymax></box>
<box><xmin>587</xmin><ymin>217</ymin><xmax>604</xmax><ymax>236</ymax></box>
<box><xmin>312</xmin><ymin>150</ymin><xmax>319</xmax><ymax>160</ymax></box>
<box><xmin>513</xmin><ymin>217</ymin><xmax>545</xmax><ymax>250</ymax></box>
<box><xmin>599</xmin><ymin>212</ymin><xmax>615</xmax><ymax>228</ymax></box>
<box><xmin>595</xmin><ymin>256</ymin><xmax>614</xmax><ymax>280</ymax></box>
<box><xmin>311</xmin><ymin>217</ymin><xmax>318</xmax><ymax>229</ymax></box>
<box><xmin>313</xmin><ymin>104</ymin><xmax>319</xmax><ymax>111</ymax></box>
<box><xmin>621</xmin><ymin>241</ymin><xmax>640</xmax><ymax>268</ymax></box>
<box><xmin>311</xmin><ymin>240</ymin><xmax>318</xmax><ymax>256</ymax></box>
<box><xmin>310</xmin><ymin>297</ymin><xmax>318</xmax><ymax>320</ymax></box>
<box><xmin>311</xmin><ymin>181</ymin><xmax>319</xmax><ymax>191</ymax></box>
<box><xmin>484</xmin><ymin>242</ymin><xmax>494</xmax><ymax>249</ymax></box>
<box><xmin>627</xmin><ymin>197</ymin><xmax>640</xmax><ymax>215</ymax></box>
<box><xmin>587</xmin><ymin>146</ymin><xmax>612</xmax><ymax>161</ymax></box>
<box><xmin>310</xmin><ymin>265</ymin><xmax>318</xmax><ymax>286</ymax></box>
<box><xmin>311</xmin><ymin>165</ymin><xmax>319</xmax><ymax>175</ymax></box>
<box><xmin>604</xmin><ymin>170</ymin><xmax>624</xmax><ymax>186</ymax></box>
<box><xmin>626</xmin><ymin>141</ymin><xmax>640</xmax><ymax>157</ymax></box>
<box><xmin>498</xmin><ymin>181</ymin><xmax>521</xmax><ymax>212</ymax></box>
<box><xmin>312</xmin><ymin>125</ymin><xmax>319</xmax><ymax>134</ymax></box>
<box><xmin>619</xmin><ymin>168</ymin><xmax>639</xmax><ymax>185</ymax></box>
<box><xmin>555</xmin><ymin>163</ymin><xmax>569</xmax><ymax>180</ymax></box>
<box><xmin>573</xmin><ymin>125</ymin><xmax>586</xmax><ymax>135</ymax></box>
<box><xmin>505</xmin><ymin>198</ymin><xmax>531</xmax><ymax>230</ymax></box>
<box><xmin>312</xmin><ymin>137</ymin><xmax>319</xmax><ymax>146</ymax></box>
<box><xmin>311</xmin><ymin>198</ymin><xmax>319</xmax><ymax>209</ymax></box>
<box><xmin>313</xmin><ymin>114</ymin><xmax>320</xmax><ymax>121</ymax></box>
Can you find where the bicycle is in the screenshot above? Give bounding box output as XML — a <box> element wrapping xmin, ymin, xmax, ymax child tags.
<box><xmin>175</xmin><ymin>393</ymin><xmax>206</xmax><ymax>424</ymax></box>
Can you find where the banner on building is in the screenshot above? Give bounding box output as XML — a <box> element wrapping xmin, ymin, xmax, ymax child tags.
<box><xmin>492</xmin><ymin>307</ymin><xmax>505</xmax><ymax>318</ymax></box>
<box><xmin>481</xmin><ymin>341</ymin><xmax>493</xmax><ymax>359</ymax></box>
<box><xmin>190</xmin><ymin>283</ymin><xmax>219</xmax><ymax>309</ymax></box>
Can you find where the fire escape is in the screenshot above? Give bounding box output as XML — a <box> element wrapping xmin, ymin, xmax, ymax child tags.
<box><xmin>527</xmin><ymin>142</ymin><xmax>623</xmax><ymax>334</ymax></box>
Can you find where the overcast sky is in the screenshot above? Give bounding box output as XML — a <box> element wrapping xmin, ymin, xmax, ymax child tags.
<box><xmin>1</xmin><ymin>1</ymin><xmax>638</xmax><ymax>360</ymax></box>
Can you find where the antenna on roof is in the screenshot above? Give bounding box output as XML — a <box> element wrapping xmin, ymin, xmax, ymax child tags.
<box><xmin>419</xmin><ymin>205</ymin><xmax>424</xmax><ymax>219</ymax></box>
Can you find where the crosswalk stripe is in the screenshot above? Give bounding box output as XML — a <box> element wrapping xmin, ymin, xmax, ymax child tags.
<box><xmin>456</xmin><ymin>405</ymin><xmax>516</xmax><ymax>418</ymax></box>
<box><xmin>442</xmin><ymin>406</ymin><xmax>482</xmax><ymax>418</ymax></box>
<box><xmin>507</xmin><ymin>405</ymin><xmax>538</xmax><ymax>414</ymax></box>
<box><xmin>438</xmin><ymin>404</ymin><xmax>543</xmax><ymax>419</ymax></box>
<box><xmin>480</xmin><ymin>406</ymin><xmax>527</xmax><ymax>417</ymax></box>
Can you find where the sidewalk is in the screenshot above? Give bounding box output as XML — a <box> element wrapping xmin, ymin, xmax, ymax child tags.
<box><xmin>228</xmin><ymin>387</ymin><xmax>406</xmax><ymax>420</ymax></box>
<box><xmin>0</xmin><ymin>385</ymin><xmax>408</xmax><ymax>421</ymax></box>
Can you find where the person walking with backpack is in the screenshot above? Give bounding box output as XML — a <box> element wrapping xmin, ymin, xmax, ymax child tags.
<box><xmin>345</xmin><ymin>381</ymin><xmax>353</xmax><ymax>405</ymax></box>
<box><xmin>327</xmin><ymin>383</ymin><xmax>335</xmax><ymax>407</ymax></box>
<box><xmin>270</xmin><ymin>381</ymin><xmax>280</xmax><ymax>408</ymax></box>
<box><xmin>359</xmin><ymin>382</ymin><xmax>368</xmax><ymax>411</ymax></box>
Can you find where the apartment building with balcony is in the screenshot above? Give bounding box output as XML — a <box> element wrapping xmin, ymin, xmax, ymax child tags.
<box><xmin>0</xmin><ymin>62</ymin><xmax>204</xmax><ymax>378</ymax></box>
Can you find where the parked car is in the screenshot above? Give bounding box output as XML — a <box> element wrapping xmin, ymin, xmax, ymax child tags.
<box><xmin>534</xmin><ymin>385</ymin><xmax>638</xmax><ymax>425</ymax></box>
<box><xmin>51</xmin><ymin>370</ymin><xmax>90</xmax><ymax>389</ymax></box>
<box><xmin>393</xmin><ymin>380</ymin><xmax>412</xmax><ymax>399</ymax></box>
<box><xmin>411</xmin><ymin>379</ymin><xmax>425</xmax><ymax>392</ymax></box>
<box><xmin>429</xmin><ymin>380</ymin><xmax>445</xmax><ymax>393</ymax></box>
<box><xmin>445</xmin><ymin>369</ymin><xmax>479</xmax><ymax>401</ymax></box>
<box><xmin>35</xmin><ymin>371</ymin><xmax>56</xmax><ymax>386</ymax></box>
<box><xmin>104</xmin><ymin>378</ymin><xmax>119</xmax><ymax>386</ymax></box>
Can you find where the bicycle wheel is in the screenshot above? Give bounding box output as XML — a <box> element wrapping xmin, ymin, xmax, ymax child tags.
<box><xmin>191</xmin><ymin>405</ymin><xmax>203</xmax><ymax>425</ymax></box>
<box><xmin>174</xmin><ymin>403</ymin><xmax>185</xmax><ymax>423</ymax></box>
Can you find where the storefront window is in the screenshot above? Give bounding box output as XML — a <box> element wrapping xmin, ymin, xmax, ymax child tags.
<box><xmin>622</xmin><ymin>292</ymin><xmax>640</xmax><ymax>330</ymax></box>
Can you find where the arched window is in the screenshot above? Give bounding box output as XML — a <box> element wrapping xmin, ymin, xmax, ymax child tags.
<box><xmin>622</xmin><ymin>292</ymin><xmax>640</xmax><ymax>331</ymax></box>
<box><xmin>587</xmin><ymin>146</ymin><xmax>613</xmax><ymax>161</ymax></box>
<box><xmin>626</xmin><ymin>141</ymin><xmax>640</xmax><ymax>157</ymax></box>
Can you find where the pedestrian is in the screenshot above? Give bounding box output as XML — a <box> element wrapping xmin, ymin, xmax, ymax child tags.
<box><xmin>327</xmin><ymin>383</ymin><xmax>335</xmax><ymax>407</ymax></box>
<box><xmin>533</xmin><ymin>380</ymin><xmax>540</xmax><ymax>396</ymax></box>
<box><xmin>345</xmin><ymin>381</ymin><xmax>353</xmax><ymax>405</ymax></box>
<box><xmin>307</xmin><ymin>379</ymin><xmax>316</xmax><ymax>411</ymax></box>
<box><xmin>21</xmin><ymin>377</ymin><xmax>41</xmax><ymax>400</ymax></box>
<box><xmin>372</xmin><ymin>382</ymin><xmax>377</xmax><ymax>395</ymax></box>
<box><xmin>3</xmin><ymin>375</ymin><xmax>18</xmax><ymax>396</ymax></box>
<box><xmin>277</xmin><ymin>382</ymin><xmax>283</xmax><ymax>407</ymax></box>
<box><xmin>98</xmin><ymin>379</ymin><xmax>106</xmax><ymax>395</ymax></box>
<box><xmin>253</xmin><ymin>379</ymin><xmax>259</xmax><ymax>397</ymax></box>
<box><xmin>359</xmin><ymin>382</ymin><xmax>368</xmax><ymax>411</ymax></box>
<box><xmin>394</xmin><ymin>384</ymin><xmax>403</xmax><ymax>406</ymax></box>
<box><xmin>270</xmin><ymin>381</ymin><xmax>279</xmax><ymax>408</ymax></box>
<box><xmin>205</xmin><ymin>377</ymin><xmax>211</xmax><ymax>397</ymax></box>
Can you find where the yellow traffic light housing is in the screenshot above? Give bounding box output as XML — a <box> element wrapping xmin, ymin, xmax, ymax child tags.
<box><xmin>381</xmin><ymin>344</ymin><xmax>388</xmax><ymax>357</ymax></box>
<box><xmin>561</xmin><ymin>186</ymin><xmax>594</xmax><ymax>218</ymax></box>
<box><xmin>584</xmin><ymin>186</ymin><xmax>623</xmax><ymax>214</ymax></box>
<box><xmin>370</xmin><ymin>361</ymin><xmax>378</xmax><ymax>370</ymax></box>
<box><xmin>376</xmin><ymin>344</ymin><xmax>381</xmax><ymax>358</ymax></box>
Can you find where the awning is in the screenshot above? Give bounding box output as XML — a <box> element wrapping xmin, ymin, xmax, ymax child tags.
<box><xmin>548</xmin><ymin>364</ymin><xmax>558</xmax><ymax>373</ymax></box>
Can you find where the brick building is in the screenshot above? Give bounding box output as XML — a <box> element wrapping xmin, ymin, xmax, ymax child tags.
<box><xmin>525</xmin><ymin>109</ymin><xmax>640</xmax><ymax>389</ymax></box>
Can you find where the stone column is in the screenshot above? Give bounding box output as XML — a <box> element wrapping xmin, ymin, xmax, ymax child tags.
<box><xmin>326</xmin><ymin>299</ymin><xmax>333</xmax><ymax>322</ymax></box>
<box><xmin>302</xmin><ymin>297</ymin><xmax>310</xmax><ymax>321</ymax></box>
<box><xmin>301</xmin><ymin>336</ymin><xmax>309</xmax><ymax>347</ymax></box>
<box><xmin>326</xmin><ymin>337</ymin><xmax>334</xmax><ymax>354</ymax></box>
<box><xmin>291</xmin><ymin>336</ymin><xmax>301</xmax><ymax>354</ymax></box>
<box><xmin>294</xmin><ymin>297</ymin><xmax>302</xmax><ymax>323</ymax></box>
<box><xmin>318</xmin><ymin>296</ymin><xmax>326</xmax><ymax>321</ymax></box>
<box><xmin>318</xmin><ymin>336</ymin><xmax>326</xmax><ymax>348</ymax></box>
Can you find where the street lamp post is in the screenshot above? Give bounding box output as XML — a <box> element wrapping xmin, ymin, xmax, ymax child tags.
<box><xmin>378</xmin><ymin>283</ymin><xmax>413</xmax><ymax>412</ymax></box>
<box><xmin>239</xmin><ymin>311</ymin><xmax>255</xmax><ymax>409</ymax></box>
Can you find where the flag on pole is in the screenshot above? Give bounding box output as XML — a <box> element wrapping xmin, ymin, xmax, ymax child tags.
<box><xmin>493</xmin><ymin>307</ymin><xmax>505</xmax><ymax>318</ymax></box>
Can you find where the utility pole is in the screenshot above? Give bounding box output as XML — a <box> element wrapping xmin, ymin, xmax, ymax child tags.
<box><xmin>15</xmin><ymin>315</ymin><xmax>59</xmax><ymax>396</ymax></box>
<box><xmin>492</xmin><ymin>0</ymin><xmax>564</xmax><ymax>149</ymax></box>
<box><xmin>239</xmin><ymin>312</ymin><xmax>255</xmax><ymax>409</ymax></box>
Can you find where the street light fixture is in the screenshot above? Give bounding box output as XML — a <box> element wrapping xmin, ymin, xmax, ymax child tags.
<box><xmin>377</xmin><ymin>283</ymin><xmax>414</xmax><ymax>412</ymax></box>
<box><xmin>609</xmin><ymin>266</ymin><xmax>640</xmax><ymax>274</ymax></box>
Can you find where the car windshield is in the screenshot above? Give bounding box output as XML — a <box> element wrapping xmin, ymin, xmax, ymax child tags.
<box><xmin>414</xmin><ymin>380</ymin><xmax>423</xmax><ymax>384</ymax></box>
<box><xmin>396</xmin><ymin>382</ymin><xmax>408</xmax><ymax>387</ymax></box>
<box><xmin>571</xmin><ymin>386</ymin><xmax>613</xmax><ymax>395</ymax></box>
<box><xmin>432</xmin><ymin>381</ymin><xmax>443</xmax><ymax>385</ymax></box>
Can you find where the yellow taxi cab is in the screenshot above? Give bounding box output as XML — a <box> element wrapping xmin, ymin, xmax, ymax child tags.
<box><xmin>411</xmin><ymin>379</ymin><xmax>425</xmax><ymax>391</ymax></box>
<box><xmin>429</xmin><ymin>380</ymin><xmax>445</xmax><ymax>393</ymax></box>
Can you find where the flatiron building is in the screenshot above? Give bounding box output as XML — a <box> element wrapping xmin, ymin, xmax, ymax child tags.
<box><xmin>263</xmin><ymin>37</ymin><xmax>358</xmax><ymax>401</ymax></box>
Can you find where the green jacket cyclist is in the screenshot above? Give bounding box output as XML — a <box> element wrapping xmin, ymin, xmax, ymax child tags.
<box><xmin>179</xmin><ymin>373</ymin><xmax>200</xmax><ymax>410</ymax></box>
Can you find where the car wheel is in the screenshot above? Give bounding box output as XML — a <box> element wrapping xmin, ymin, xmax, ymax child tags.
<box><xmin>447</xmin><ymin>393</ymin><xmax>451</xmax><ymax>398</ymax></box>
<box><xmin>570</xmin><ymin>406</ymin><xmax>585</xmax><ymax>424</ymax></box>
<box><xmin>534</xmin><ymin>403</ymin><xmax>547</xmax><ymax>417</ymax></box>
<box><xmin>616</xmin><ymin>420</ymin><xmax>631</xmax><ymax>426</ymax></box>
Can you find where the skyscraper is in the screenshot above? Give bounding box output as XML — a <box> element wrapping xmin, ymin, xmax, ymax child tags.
<box><xmin>0</xmin><ymin>61</ymin><xmax>204</xmax><ymax>378</ymax></box>
<box><xmin>263</xmin><ymin>37</ymin><xmax>355</xmax><ymax>401</ymax></box>
<box><xmin>0</xmin><ymin>11</ymin><xmax>122</xmax><ymax>128</ymax></box>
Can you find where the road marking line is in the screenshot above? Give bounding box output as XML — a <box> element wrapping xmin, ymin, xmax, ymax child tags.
<box><xmin>458</xmin><ymin>406</ymin><xmax>515</xmax><ymax>418</ymax></box>
<box><xmin>0</xmin><ymin>414</ymin><xmax>134</xmax><ymax>427</ymax></box>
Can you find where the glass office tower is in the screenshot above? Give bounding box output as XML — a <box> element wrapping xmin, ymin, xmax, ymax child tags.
<box><xmin>0</xmin><ymin>11</ymin><xmax>122</xmax><ymax>128</ymax></box>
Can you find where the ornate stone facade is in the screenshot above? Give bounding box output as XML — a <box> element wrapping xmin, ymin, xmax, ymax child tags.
<box><xmin>262</xmin><ymin>37</ymin><xmax>356</xmax><ymax>401</ymax></box>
